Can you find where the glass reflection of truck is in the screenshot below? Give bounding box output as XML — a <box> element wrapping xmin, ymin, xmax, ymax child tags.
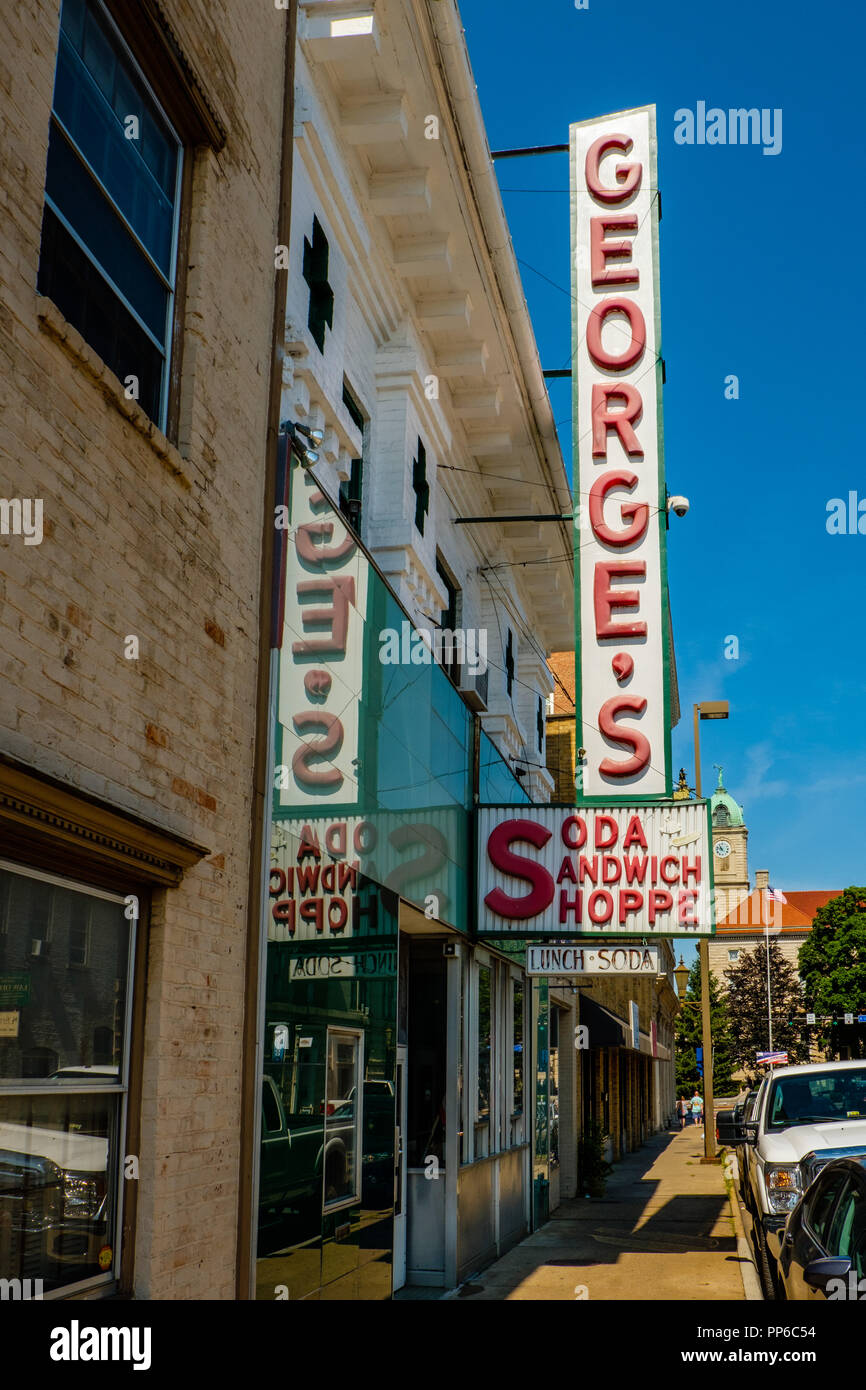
<box><xmin>259</xmin><ymin>1075</ymin><xmax>353</xmax><ymax>1222</ymax></box>
<box><xmin>259</xmin><ymin>1076</ymin><xmax>394</xmax><ymax>1226</ymax></box>
<box><xmin>0</xmin><ymin>1071</ymin><xmax>114</xmax><ymax>1279</ymax></box>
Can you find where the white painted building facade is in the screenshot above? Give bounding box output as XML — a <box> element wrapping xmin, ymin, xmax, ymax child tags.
<box><xmin>281</xmin><ymin>0</ymin><xmax>573</xmax><ymax>799</ymax></box>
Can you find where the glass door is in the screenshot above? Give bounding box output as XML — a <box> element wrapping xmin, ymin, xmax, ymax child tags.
<box><xmin>393</xmin><ymin>1044</ymin><xmax>408</xmax><ymax>1290</ymax></box>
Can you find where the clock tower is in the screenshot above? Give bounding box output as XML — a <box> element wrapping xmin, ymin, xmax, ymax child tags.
<box><xmin>710</xmin><ymin>765</ymin><xmax>749</xmax><ymax>918</ymax></box>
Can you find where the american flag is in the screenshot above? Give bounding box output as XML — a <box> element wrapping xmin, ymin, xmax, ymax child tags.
<box><xmin>765</xmin><ymin>886</ymin><xmax>787</xmax><ymax>903</ymax></box>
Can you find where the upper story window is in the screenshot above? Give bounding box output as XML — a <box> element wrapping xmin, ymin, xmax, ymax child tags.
<box><xmin>504</xmin><ymin>628</ymin><xmax>515</xmax><ymax>697</ymax></box>
<box><xmin>339</xmin><ymin>381</ymin><xmax>366</xmax><ymax>535</ymax></box>
<box><xmin>412</xmin><ymin>438</ymin><xmax>429</xmax><ymax>535</ymax></box>
<box><xmin>37</xmin><ymin>0</ymin><xmax>183</xmax><ymax>431</ymax></box>
<box><xmin>436</xmin><ymin>552</ymin><xmax>461</xmax><ymax>683</ymax></box>
<box><xmin>302</xmin><ymin>215</ymin><xmax>334</xmax><ymax>353</ymax></box>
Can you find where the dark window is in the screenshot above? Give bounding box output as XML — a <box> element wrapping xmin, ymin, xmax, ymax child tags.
<box><xmin>406</xmin><ymin>946</ymin><xmax>446</xmax><ymax>1168</ymax></box>
<box><xmin>339</xmin><ymin>382</ymin><xmax>365</xmax><ymax>533</ymax></box>
<box><xmin>436</xmin><ymin>552</ymin><xmax>461</xmax><ymax>682</ymax></box>
<box><xmin>261</xmin><ymin>1078</ymin><xmax>282</xmax><ymax>1135</ymax></box>
<box><xmin>37</xmin><ymin>0</ymin><xmax>182</xmax><ymax>429</ymax></box>
<box><xmin>537</xmin><ymin>695</ymin><xmax>544</xmax><ymax>753</ymax></box>
<box><xmin>302</xmin><ymin>216</ymin><xmax>334</xmax><ymax>353</ymax></box>
<box><xmin>92</xmin><ymin>1025</ymin><xmax>115</xmax><ymax>1065</ymax></box>
<box><xmin>505</xmin><ymin>629</ymin><xmax>515</xmax><ymax>697</ymax></box>
<box><xmin>21</xmin><ymin>1047</ymin><xmax>59</xmax><ymax>1079</ymax></box>
<box><xmin>806</xmin><ymin>1169</ymin><xmax>851</xmax><ymax>1247</ymax></box>
<box><xmin>412</xmin><ymin>438</ymin><xmax>429</xmax><ymax>535</ymax></box>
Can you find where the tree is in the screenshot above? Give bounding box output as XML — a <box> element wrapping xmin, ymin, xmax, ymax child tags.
<box><xmin>799</xmin><ymin>887</ymin><xmax>866</xmax><ymax>1059</ymax></box>
<box><xmin>674</xmin><ymin>955</ymin><xmax>736</xmax><ymax>1095</ymax></box>
<box><xmin>724</xmin><ymin>939</ymin><xmax>808</xmax><ymax>1080</ymax></box>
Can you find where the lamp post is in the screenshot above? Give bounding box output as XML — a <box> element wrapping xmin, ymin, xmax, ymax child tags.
<box><xmin>693</xmin><ymin>700</ymin><xmax>729</xmax><ymax>1162</ymax></box>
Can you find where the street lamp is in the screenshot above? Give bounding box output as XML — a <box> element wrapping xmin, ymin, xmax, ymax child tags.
<box><xmin>674</xmin><ymin>956</ymin><xmax>690</xmax><ymax>1000</ymax></box>
<box><xmin>693</xmin><ymin>699</ymin><xmax>729</xmax><ymax>1163</ymax></box>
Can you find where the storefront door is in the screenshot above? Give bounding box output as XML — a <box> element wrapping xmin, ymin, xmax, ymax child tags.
<box><xmin>393</xmin><ymin>1044</ymin><xmax>408</xmax><ymax>1290</ymax></box>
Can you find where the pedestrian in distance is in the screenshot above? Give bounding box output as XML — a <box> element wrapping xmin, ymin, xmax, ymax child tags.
<box><xmin>676</xmin><ymin>1094</ymin><xmax>687</xmax><ymax>1130</ymax></box>
<box><xmin>691</xmin><ymin>1090</ymin><xmax>704</xmax><ymax>1128</ymax></box>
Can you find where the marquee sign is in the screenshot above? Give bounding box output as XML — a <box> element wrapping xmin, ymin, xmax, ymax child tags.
<box><xmin>570</xmin><ymin>106</ymin><xmax>671</xmax><ymax>799</ymax></box>
<box><xmin>526</xmin><ymin>944</ymin><xmax>659</xmax><ymax>976</ymax></box>
<box><xmin>477</xmin><ymin>802</ymin><xmax>713</xmax><ymax>936</ymax></box>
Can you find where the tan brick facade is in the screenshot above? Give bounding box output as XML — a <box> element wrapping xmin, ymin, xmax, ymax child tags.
<box><xmin>0</xmin><ymin>0</ymin><xmax>289</xmax><ymax>1297</ymax></box>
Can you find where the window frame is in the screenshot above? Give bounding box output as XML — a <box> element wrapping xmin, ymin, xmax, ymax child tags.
<box><xmin>322</xmin><ymin>1026</ymin><xmax>364</xmax><ymax>1213</ymax></box>
<box><xmin>0</xmin><ymin>858</ymin><xmax>137</xmax><ymax>1300</ymax></box>
<box><xmin>40</xmin><ymin>0</ymin><xmax>196</xmax><ymax>440</ymax></box>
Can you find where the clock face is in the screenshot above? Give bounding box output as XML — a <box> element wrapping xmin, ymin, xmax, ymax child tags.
<box><xmin>714</xmin><ymin>840</ymin><xmax>732</xmax><ymax>859</ymax></box>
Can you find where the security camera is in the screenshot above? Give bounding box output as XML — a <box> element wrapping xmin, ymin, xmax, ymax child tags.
<box><xmin>577</xmin><ymin>747</ymin><xmax>587</xmax><ymax>760</ymax></box>
<box><xmin>667</xmin><ymin>495</ymin><xmax>689</xmax><ymax>518</ymax></box>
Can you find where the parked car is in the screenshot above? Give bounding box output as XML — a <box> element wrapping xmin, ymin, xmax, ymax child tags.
<box><xmin>777</xmin><ymin>1157</ymin><xmax>866</xmax><ymax>1300</ymax></box>
<box><xmin>726</xmin><ymin>1061</ymin><xmax>866</xmax><ymax>1298</ymax></box>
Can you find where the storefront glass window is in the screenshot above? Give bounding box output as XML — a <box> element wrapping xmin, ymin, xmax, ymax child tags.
<box><xmin>549</xmin><ymin>1007</ymin><xmax>560</xmax><ymax>1168</ymax></box>
<box><xmin>272</xmin><ymin>461</ymin><xmax>473</xmax><ymax>933</ymax></box>
<box><xmin>477</xmin><ymin>965</ymin><xmax>491</xmax><ymax>1123</ymax></box>
<box><xmin>0</xmin><ymin>862</ymin><xmax>132</xmax><ymax>1296</ymax></box>
<box><xmin>513</xmin><ymin>979</ymin><xmax>523</xmax><ymax>1117</ymax></box>
<box><xmin>479</xmin><ymin>731</ymin><xmax>531</xmax><ymax>806</ymax></box>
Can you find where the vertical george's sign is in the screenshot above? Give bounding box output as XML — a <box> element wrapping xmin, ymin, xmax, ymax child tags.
<box><xmin>571</xmin><ymin>107</ymin><xmax>671</xmax><ymax>799</ymax></box>
<box><xmin>276</xmin><ymin>463</ymin><xmax>367</xmax><ymax>808</ymax></box>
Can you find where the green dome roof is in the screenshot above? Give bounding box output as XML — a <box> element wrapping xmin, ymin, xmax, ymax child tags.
<box><xmin>710</xmin><ymin>766</ymin><xmax>744</xmax><ymax>828</ymax></box>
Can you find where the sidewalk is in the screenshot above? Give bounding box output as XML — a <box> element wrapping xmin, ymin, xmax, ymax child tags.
<box><xmin>451</xmin><ymin>1124</ymin><xmax>753</xmax><ymax>1301</ymax></box>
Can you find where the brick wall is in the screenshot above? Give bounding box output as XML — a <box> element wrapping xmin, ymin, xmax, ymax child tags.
<box><xmin>0</xmin><ymin>0</ymin><xmax>288</xmax><ymax>1297</ymax></box>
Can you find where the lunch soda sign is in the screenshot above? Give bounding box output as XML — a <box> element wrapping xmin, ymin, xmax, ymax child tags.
<box><xmin>570</xmin><ymin>106</ymin><xmax>670</xmax><ymax>799</ymax></box>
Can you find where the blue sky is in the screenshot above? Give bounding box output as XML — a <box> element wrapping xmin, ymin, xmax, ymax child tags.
<box><xmin>461</xmin><ymin>0</ymin><xmax>866</xmax><ymax>896</ymax></box>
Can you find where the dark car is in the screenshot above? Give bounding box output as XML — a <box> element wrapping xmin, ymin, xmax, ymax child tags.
<box><xmin>716</xmin><ymin>1089</ymin><xmax>755</xmax><ymax>1203</ymax></box>
<box><xmin>777</xmin><ymin>1157</ymin><xmax>866</xmax><ymax>1301</ymax></box>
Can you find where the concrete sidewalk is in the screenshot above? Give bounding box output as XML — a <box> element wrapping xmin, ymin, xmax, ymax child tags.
<box><xmin>451</xmin><ymin>1125</ymin><xmax>755</xmax><ymax>1301</ymax></box>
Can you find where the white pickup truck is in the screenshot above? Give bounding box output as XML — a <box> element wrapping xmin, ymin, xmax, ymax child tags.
<box><xmin>724</xmin><ymin>1060</ymin><xmax>866</xmax><ymax>1298</ymax></box>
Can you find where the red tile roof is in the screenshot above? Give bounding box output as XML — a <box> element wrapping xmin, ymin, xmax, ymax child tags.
<box><xmin>716</xmin><ymin>888</ymin><xmax>841</xmax><ymax>935</ymax></box>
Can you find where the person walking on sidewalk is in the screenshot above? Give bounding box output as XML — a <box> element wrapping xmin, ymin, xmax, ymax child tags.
<box><xmin>690</xmin><ymin>1090</ymin><xmax>704</xmax><ymax>1128</ymax></box>
<box><xmin>676</xmin><ymin>1095</ymin><xmax>687</xmax><ymax>1130</ymax></box>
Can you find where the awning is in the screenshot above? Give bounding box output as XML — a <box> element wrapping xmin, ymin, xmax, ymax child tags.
<box><xmin>579</xmin><ymin>995</ymin><xmax>629</xmax><ymax>1048</ymax></box>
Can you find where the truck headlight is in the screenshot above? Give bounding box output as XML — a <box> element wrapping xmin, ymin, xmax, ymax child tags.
<box><xmin>765</xmin><ymin>1164</ymin><xmax>801</xmax><ymax>1213</ymax></box>
<box><xmin>62</xmin><ymin>1173</ymin><xmax>105</xmax><ymax>1220</ymax></box>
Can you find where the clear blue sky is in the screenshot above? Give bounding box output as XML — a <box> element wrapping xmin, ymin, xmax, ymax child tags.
<box><xmin>461</xmin><ymin>0</ymin><xmax>865</xmax><ymax>896</ymax></box>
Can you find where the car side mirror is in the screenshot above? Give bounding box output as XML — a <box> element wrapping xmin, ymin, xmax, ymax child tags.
<box><xmin>803</xmin><ymin>1257</ymin><xmax>852</xmax><ymax>1291</ymax></box>
<box><xmin>715</xmin><ymin>1110</ymin><xmax>739</xmax><ymax>1144</ymax></box>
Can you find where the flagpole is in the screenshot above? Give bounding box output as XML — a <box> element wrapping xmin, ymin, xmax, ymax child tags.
<box><xmin>765</xmin><ymin>895</ymin><xmax>773</xmax><ymax>1053</ymax></box>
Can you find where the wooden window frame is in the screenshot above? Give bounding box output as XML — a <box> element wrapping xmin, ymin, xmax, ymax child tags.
<box><xmin>0</xmin><ymin>754</ymin><xmax>208</xmax><ymax>1297</ymax></box>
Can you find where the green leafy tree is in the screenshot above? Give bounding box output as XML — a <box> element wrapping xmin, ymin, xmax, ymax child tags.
<box><xmin>799</xmin><ymin>887</ymin><xmax>866</xmax><ymax>1059</ymax></box>
<box><xmin>724</xmin><ymin>939</ymin><xmax>808</xmax><ymax>1080</ymax></box>
<box><xmin>674</xmin><ymin>956</ymin><xmax>736</xmax><ymax>1094</ymax></box>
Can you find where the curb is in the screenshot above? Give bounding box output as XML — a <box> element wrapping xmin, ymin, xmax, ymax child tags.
<box><xmin>721</xmin><ymin>1149</ymin><xmax>763</xmax><ymax>1301</ymax></box>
